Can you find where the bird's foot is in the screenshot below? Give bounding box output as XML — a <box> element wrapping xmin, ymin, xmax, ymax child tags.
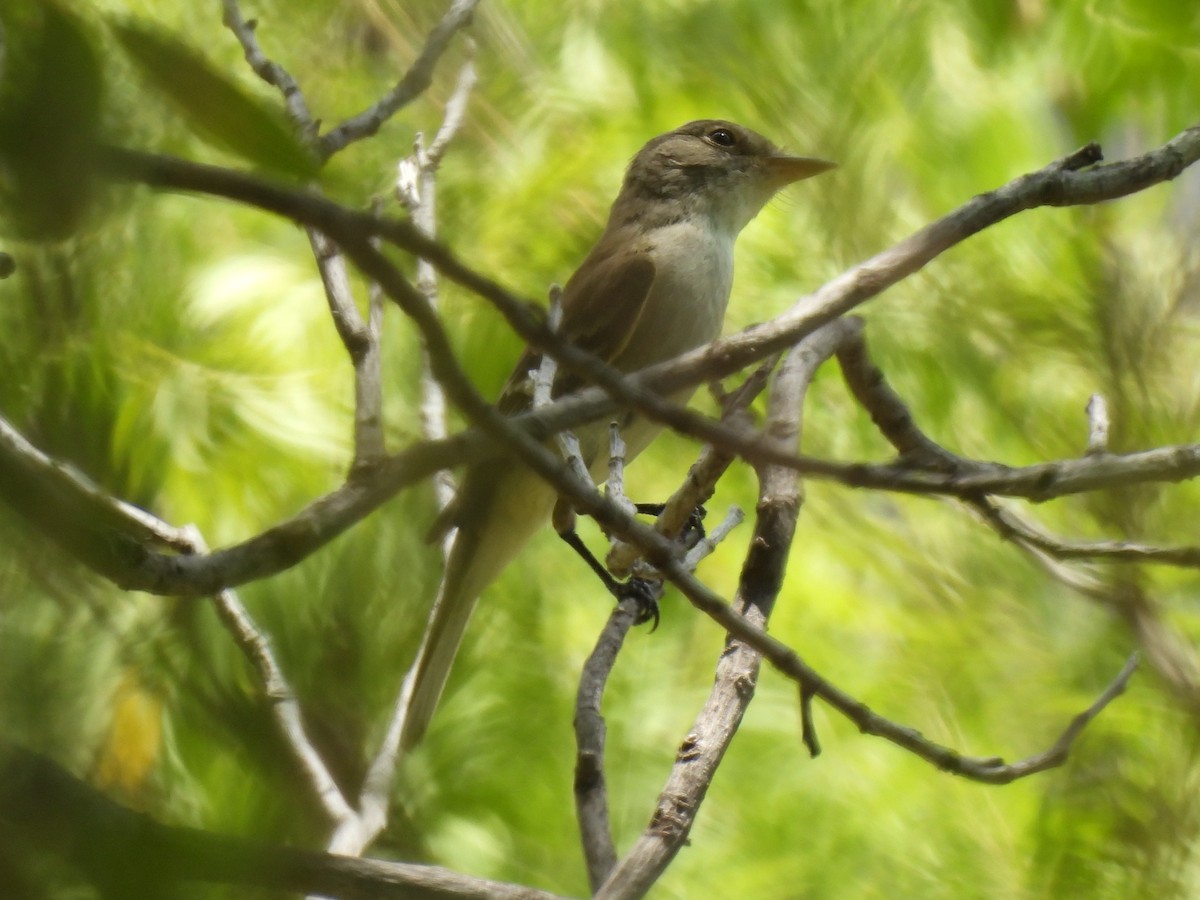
<box><xmin>618</xmin><ymin>576</ymin><xmax>662</xmax><ymax>631</ymax></box>
<box><xmin>558</xmin><ymin>527</ymin><xmax>661</xmax><ymax>628</ymax></box>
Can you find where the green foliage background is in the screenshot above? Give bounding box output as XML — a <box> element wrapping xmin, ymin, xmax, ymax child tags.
<box><xmin>2</xmin><ymin>0</ymin><xmax>1200</xmax><ymax>897</ymax></box>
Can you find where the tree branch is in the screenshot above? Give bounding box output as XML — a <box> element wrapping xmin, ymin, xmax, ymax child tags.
<box><xmin>316</xmin><ymin>0</ymin><xmax>481</xmax><ymax>159</ymax></box>
<box><xmin>308</xmin><ymin>226</ymin><xmax>388</xmax><ymax>465</ymax></box>
<box><xmin>573</xmin><ymin>597</ymin><xmax>639</xmax><ymax>892</ymax></box>
<box><xmin>221</xmin><ymin>0</ymin><xmax>316</xmax><ymax>136</ymax></box>
<box><xmin>597</xmin><ymin>320</ymin><xmax>854</xmax><ymax>897</ymax></box>
<box><xmin>181</xmin><ymin>526</ymin><xmax>356</xmax><ymax>825</ymax></box>
<box><xmin>10</xmin><ymin>375</ymin><xmax>1200</xmax><ymax>604</ymax></box>
<box><xmin>973</xmin><ymin>498</ymin><xmax>1200</xmax><ymax>569</ymax></box>
<box><xmin>397</xmin><ymin>50</ymin><xmax>478</xmax><ymax>526</ymax></box>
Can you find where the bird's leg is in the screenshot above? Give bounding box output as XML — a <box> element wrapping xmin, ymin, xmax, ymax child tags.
<box><xmin>554</xmin><ymin>499</ymin><xmax>662</xmax><ymax>629</ymax></box>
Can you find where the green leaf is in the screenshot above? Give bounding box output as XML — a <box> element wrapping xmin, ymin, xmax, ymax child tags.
<box><xmin>110</xmin><ymin>20</ymin><xmax>318</xmax><ymax>179</ymax></box>
<box><xmin>0</xmin><ymin>2</ymin><xmax>103</xmax><ymax>240</ymax></box>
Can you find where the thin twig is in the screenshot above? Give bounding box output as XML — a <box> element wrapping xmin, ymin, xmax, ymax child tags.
<box><xmin>425</xmin><ymin>46</ymin><xmax>477</xmax><ymax>167</ymax></box>
<box><xmin>308</xmin><ymin>228</ymin><xmax>388</xmax><ymax>465</ymax></box>
<box><xmin>680</xmin><ymin>507</ymin><xmax>745</xmax><ymax>570</ymax></box>
<box><xmin>531</xmin><ymin>290</ymin><xmax>591</xmax><ymax>483</ymax></box>
<box><xmin>799</xmin><ymin>685</ymin><xmax>820</xmax><ymax>757</ymax></box>
<box><xmin>224</xmin><ymin>0</ymin><xmax>385</xmax><ymax>463</ymax></box>
<box><xmin>974</xmin><ymin>498</ymin><xmax>1200</xmax><ymax>568</ymax></box>
<box><xmin>181</xmin><ymin>527</ymin><xmax>355</xmax><ymax>826</ymax></box>
<box><xmin>604</xmin><ymin>424</ymin><xmax>638</xmax><ymax>519</ymax></box>
<box><xmin>574</xmin><ymin>596</ymin><xmax>639</xmax><ymax>893</ymax></box>
<box><xmin>834</xmin><ymin>330</ymin><xmax>960</xmax><ymax>469</ymax></box>
<box><xmin>530</xmin><ymin>287</ymin><xmax>564</xmax><ymax>408</ymax></box>
<box><xmin>317</xmin><ymin>0</ymin><xmax>480</xmax><ymax>159</ymax></box>
<box><xmin>221</xmin><ymin>0</ymin><xmax>315</xmax><ymax>136</ymax></box>
<box><xmin>318</xmin><ymin>229</ymin><xmax>467</xmax><ymax>856</ymax></box>
<box><xmin>399</xmin><ymin>52</ymin><xmax>478</xmax><ymax>528</ymax></box>
<box><xmin>358</xmin><ymin>207</ymin><xmax>388</xmax><ymax>464</ymax></box>
<box><xmin>0</xmin><ymin>415</ymin><xmax>192</xmax><ymax>550</ymax></box>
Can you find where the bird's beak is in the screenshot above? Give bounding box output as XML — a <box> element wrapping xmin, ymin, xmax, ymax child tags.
<box><xmin>764</xmin><ymin>155</ymin><xmax>837</xmax><ymax>185</ymax></box>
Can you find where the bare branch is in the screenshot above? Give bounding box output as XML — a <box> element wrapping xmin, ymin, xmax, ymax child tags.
<box><xmin>221</xmin><ymin>0</ymin><xmax>315</xmax><ymax>135</ymax></box>
<box><xmin>0</xmin><ymin>414</ymin><xmax>191</xmax><ymax>551</ymax></box>
<box><xmin>397</xmin><ymin>52</ymin><xmax>477</xmax><ymax>528</ymax></box>
<box><xmin>308</xmin><ymin>227</ymin><xmax>388</xmax><ymax>465</ymax></box>
<box><xmin>680</xmin><ymin>507</ymin><xmax>744</xmax><ymax>570</ymax></box>
<box><xmin>974</xmin><ymin>498</ymin><xmax>1200</xmax><ymax>569</ymax></box>
<box><xmin>317</xmin><ymin>0</ymin><xmax>481</xmax><ymax>159</ymax></box>
<box><xmin>402</xmin><ymin>124</ymin><xmax>457</xmax><ymax>523</ymax></box>
<box><xmin>597</xmin><ymin>319</ymin><xmax>855</xmax><ymax>898</ymax></box>
<box><xmin>310</xmin><ymin>228</ymin><xmax>370</xmax><ymax>357</ymax></box>
<box><xmin>858</xmin><ymin>653</ymin><xmax>1140</xmax><ymax>785</ymax></box>
<box><xmin>425</xmin><ymin>48</ymin><xmax>477</xmax><ymax>167</ymax></box>
<box><xmin>799</xmin><ymin>685</ymin><xmax>821</xmax><ymax>757</ymax></box>
<box><xmin>1038</xmin><ymin>653</ymin><xmax>1140</xmax><ymax>756</ymax></box>
<box><xmin>838</xmin><ymin>329</ymin><xmax>1200</xmax><ymax>571</ymax></box>
<box><xmin>529</xmin><ymin>286</ymin><xmax>564</xmax><ymax>407</ymax></box>
<box><xmin>637</xmin><ymin>544</ymin><xmax>1135</xmax><ymax>788</ymax></box>
<box><xmin>834</xmin><ymin>330</ymin><xmax>960</xmax><ymax>468</ymax></box>
<box><xmin>181</xmin><ymin>527</ymin><xmax>355</xmax><ymax>825</ymax></box>
<box><xmin>574</xmin><ymin>597</ymin><xmax>639</xmax><ymax>893</ymax></box>
<box><xmin>834</xmin><ymin>325</ymin><xmax>1199</xmax><ymax>727</ymax></box>
<box><xmin>604</xmin><ymin>423</ymin><xmax>638</xmax><ymax>519</ymax></box>
<box><xmin>358</xmin><ymin>214</ymin><xmax>389</xmax><ymax>464</ymax></box>
<box><xmin>224</xmin><ymin>0</ymin><xmax>387</xmax><ymax>466</ymax></box>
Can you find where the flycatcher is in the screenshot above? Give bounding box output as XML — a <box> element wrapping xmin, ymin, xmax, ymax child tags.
<box><xmin>399</xmin><ymin>120</ymin><xmax>834</xmax><ymax>748</ymax></box>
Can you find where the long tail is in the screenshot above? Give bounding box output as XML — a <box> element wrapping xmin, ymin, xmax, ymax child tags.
<box><xmin>399</xmin><ymin>464</ymin><xmax>556</xmax><ymax>750</ymax></box>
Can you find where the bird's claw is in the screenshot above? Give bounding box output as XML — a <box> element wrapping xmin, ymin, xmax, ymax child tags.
<box><xmin>619</xmin><ymin>577</ymin><xmax>661</xmax><ymax>631</ymax></box>
<box><xmin>682</xmin><ymin>504</ymin><xmax>707</xmax><ymax>546</ymax></box>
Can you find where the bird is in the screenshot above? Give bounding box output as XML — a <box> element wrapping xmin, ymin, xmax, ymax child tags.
<box><xmin>398</xmin><ymin>120</ymin><xmax>834</xmax><ymax>749</ymax></box>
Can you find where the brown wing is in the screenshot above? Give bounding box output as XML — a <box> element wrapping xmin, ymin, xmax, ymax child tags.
<box><xmin>498</xmin><ymin>238</ymin><xmax>656</xmax><ymax>415</ymax></box>
<box><xmin>430</xmin><ymin>239</ymin><xmax>655</xmax><ymax>540</ymax></box>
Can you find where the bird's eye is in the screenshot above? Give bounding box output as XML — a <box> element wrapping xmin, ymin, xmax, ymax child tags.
<box><xmin>707</xmin><ymin>128</ymin><xmax>736</xmax><ymax>148</ymax></box>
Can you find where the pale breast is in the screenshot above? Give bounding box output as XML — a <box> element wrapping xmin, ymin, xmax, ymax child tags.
<box><xmin>611</xmin><ymin>219</ymin><xmax>736</xmax><ymax>373</ymax></box>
